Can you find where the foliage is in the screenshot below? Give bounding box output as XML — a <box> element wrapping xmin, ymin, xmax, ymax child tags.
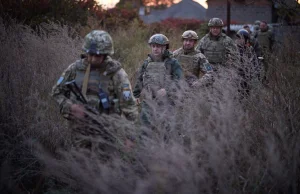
<box><xmin>143</xmin><ymin>0</ymin><xmax>176</xmax><ymax>6</ymax></box>
<box><xmin>116</xmin><ymin>0</ymin><xmax>142</xmax><ymax>9</ymax></box>
<box><xmin>93</xmin><ymin>7</ymin><xmax>143</xmax><ymax>30</ymax></box>
<box><xmin>273</xmin><ymin>0</ymin><xmax>300</xmax><ymax>24</ymax></box>
<box><xmin>0</xmin><ymin>18</ymin><xmax>79</xmax><ymax>193</ymax></box>
<box><xmin>197</xmin><ymin>22</ymin><xmax>209</xmax><ymax>38</ymax></box>
<box><xmin>116</xmin><ymin>0</ymin><xmax>176</xmax><ymax>9</ymax></box>
<box><xmin>0</xmin><ymin>0</ymin><xmax>102</xmax><ymax>27</ymax></box>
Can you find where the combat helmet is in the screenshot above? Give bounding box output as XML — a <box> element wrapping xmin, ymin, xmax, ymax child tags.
<box><xmin>236</xmin><ymin>29</ymin><xmax>250</xmax><ymax>41</ymax></box>
<box><xmin>208</xmin><ymin>18</ymin><xmax>224</xmax><ymax>27</ymax></box>
<box><xmin>82</xmin><ymin>30</ymin><xmax>114</xmax><ymax>55</ymax></box>
<box><xmin>182</xmin><ymin>30</ymin><xmax>199</xmax><ymax>40</ymax></box>
<box><xmin>148</xmin><ymin>34</ymin><xmax>169</xmax><ymax>48</ymax></box>
<box><xmin>254</xmin><ymin>20</ymin><xmax>261</xmax><ymax>26</ymax></box>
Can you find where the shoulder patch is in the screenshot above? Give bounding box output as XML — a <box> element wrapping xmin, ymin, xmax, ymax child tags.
<box><xmin>204</xmin><ymin>63</ymin><xmax>213</xmax><ymax>72</ymax></box>
<box><xmin>57</xmin><ymin>77</ymin><xmax>64</xmax><ymax>85</ymax></box>
<box><xmin>122</xmin><ymin>83</ymin><xmax>131</xmax><ymax>101</ymax></box>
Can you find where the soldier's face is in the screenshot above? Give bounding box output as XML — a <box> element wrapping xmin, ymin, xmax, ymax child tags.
<box><xmin>210</xmin><ymin>27</ymin><xmax>222</xmax><ymax>36</ymax></box>
<box><xmin>260</xmin><ymin>22</ymin><xmax>267</xmax><ymax>31</ymax></box>
<box><xmin>87</xmin><ymin>54</ymin><xmax>105</xmax><ymax>67</ymax></box>
<box><xmin>183</xmin><ymin>39</ymin><xmax>196</xmax><ymax>50</ymax></box>
<box><xmin>150</xmin><ymin>44</ymin><xmax>166</xmax><ymax>57</ymax></box>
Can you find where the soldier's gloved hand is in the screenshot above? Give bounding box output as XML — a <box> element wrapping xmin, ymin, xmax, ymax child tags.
<box><xmin>70</xmin><ymin>104</ymin><xmax>85</xmax><ymax>119</ymax></box>
<box><xmin>156</xmin><ymin>88</ymin><xmax>167</xmax><ymax>97</ymax></box>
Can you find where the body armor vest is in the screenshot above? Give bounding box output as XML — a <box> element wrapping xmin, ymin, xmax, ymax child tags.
<box><xmin>142</xmin><ymin>62</ymin><xmax>167</xmax><ymax>98</ymax></box>
<box><xmin>202</xmin><ymin>40</ymin><xmax>226</xmax><ymax>64</ymax></box>
<box><xmin>75</xmin><ymin>68</ymin><xmax>116</xmax><ymax>113</ymax></box>
<box><xmin>178</xmin><ymin>54</ymin><xmax>200</xmax><ymax>78</ymax></box>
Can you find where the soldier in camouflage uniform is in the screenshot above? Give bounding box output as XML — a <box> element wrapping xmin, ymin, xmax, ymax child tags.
<box><xmin>196</xmin><ymin>18</ymin><xmax>238</xmax><ymax>70</ymax></box>
<box><xmin>253</xmin><ymin>20</ymin><xmax>261</xmax><ymax>38</ymax></box>
<box><xmin>51</xmin><ymin>30</ymin><xmax>138</xmax><ymax>150</ymax></box>
<box><xmin>173</xmin><ymin>30</ymin><xmax>213</xmax><ymax>87</ymax></box>
<box><xmin>133</xmin><ymin>34</ymin><xmax>182</xmax><ymax>125</ymax></box>
<box><xmin>256</xmin><ymin>21</ymin><xmax>275</xmax><ymax>82</ymax></box>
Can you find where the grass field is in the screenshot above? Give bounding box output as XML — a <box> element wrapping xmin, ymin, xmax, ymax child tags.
<box><xmin>0</xmin><ymin>18</ymin><xmax>300</xmax><ymax>194</ymax></box>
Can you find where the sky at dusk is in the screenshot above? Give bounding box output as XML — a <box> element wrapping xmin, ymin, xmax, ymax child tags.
<box><xmin>96</xmin><ymin>0</ymin><xmax>208</xmax><ymax>9</ymax></box>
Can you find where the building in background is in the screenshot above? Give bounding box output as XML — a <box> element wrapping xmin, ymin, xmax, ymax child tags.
<box><xmin>140</xmin><ymin>0</ymin><xmax>206</xmax><ymax>23</ymax></box>
<box><xmin>206</xmin><ymin>0</ymin><xmax>274</xmax><ymax>24</ymax></box>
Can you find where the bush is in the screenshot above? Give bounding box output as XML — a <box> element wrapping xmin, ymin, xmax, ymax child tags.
<box><xmin>95</xmin><ymin>7</ymin><xmax>142</xmax><ymax>30</ymax></box>
<box><xmin>0</xmin><ymin>0</ymin><xmax>100</xmax><ymax>27</ymax></box>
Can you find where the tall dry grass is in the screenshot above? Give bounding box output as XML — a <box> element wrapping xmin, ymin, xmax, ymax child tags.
<box><xmin>1</xmin><ymin>18</ymin><xmax>300</xmax><ymax>193</ymax></box>
<box><xmin>0</xmin><ymin>18</ymin><xmax>82</xmax><ymax>193</ymax></box>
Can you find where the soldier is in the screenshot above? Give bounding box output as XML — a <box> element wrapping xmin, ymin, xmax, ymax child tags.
<box><xmin>257</xmin><ymin>21</ymin><xmax>274</xmax><ymax>54</ymax></box>
<box><xmin>51</xmin><ymin>30</ymin><xmax>138</xmax><ymax>150</ymax></box>
<box><xmin>256</xmin><ymin>21</ymin><xmax>275</xmax><ymax>82</ymax></box>
<box><xmin>235</xmin><ymin>29</ymin><xmax>258</xmax><ymax>61</ymax></box>
<box><xmin>133</xmin><ymin>34</ymin><xmax>182</xmax><ymax>125</ymax></box>
<box><xmin>235</xmin><ymin>29</ymin><xmax>260</xmax><ymax>97</ymax></box>
<box><xmin>196</xmin><ymin>18</ymin><xmax>238</xmax><ymax>70</ymax></box>
<box><xmin>173</xmin><ymin>30</ymin><xmax>213</xmax><ymax>87</ymax></box>
<box><xmin>243</xmin><ymin>25</ymin><xmax>261</xmax><ymax>57</ymax></box>
<box><xmin>253</xmin><ymin>20</ymin><xmax>261</xmax><ymax>38</ymax></box>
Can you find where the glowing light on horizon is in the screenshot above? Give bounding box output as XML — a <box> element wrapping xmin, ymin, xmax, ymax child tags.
<box><xmin>96</xmin><ymin>0</ymin><xmax>208</xmax><ymax>9</ymax></box>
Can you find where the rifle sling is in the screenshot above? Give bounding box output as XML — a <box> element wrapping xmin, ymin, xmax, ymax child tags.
<box><xmin>81</xmin><ymin>63</ymin><xmax>91</xmax><ymax>100</ymax></box>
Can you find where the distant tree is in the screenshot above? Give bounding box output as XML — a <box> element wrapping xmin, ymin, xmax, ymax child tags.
<box><xmin>144</xmin><ymin>0</ymin><xmax>176</xmax><ymax>10</ymax></box>
<box><xmin>0</xmin><ymin>0</ymin><xmax>101</xmax><ymax>27</ymax></box>
<box><xmin>117</xmin><ymin>0</ymin><xmax>175</xmax><ymax>10</ymax></box>
<box><xmin>143</xmin><ymin>0</ymin><xmax>175</xmax><ymax>6</ymax></box>
<box><xmin>273</xmin><ymin>0</ymin><xmax>300</xmax><ymax>24</ymax></box>
<box><xmin>116</xmin><ymin>0</ymin><xmax>143</xmax><ymax>9</ymax></box>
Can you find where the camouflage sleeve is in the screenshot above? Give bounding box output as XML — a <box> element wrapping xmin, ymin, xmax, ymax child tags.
<box><xmin>196</xmin><ymin>37</ymin><xmax>205</xmax><ymax>52</ymax></box>
<box><xmin>133</xmin><ymin>61</ymin><xmax>147</xmax><ymax>98</ymax></box>
<box><xmin>50</xmin><ymin>63</ymin><xmax>77</xmax><ymax>118</ymax></box>
<box><xmin>114</xmin><ymin>68</ymin><xmax>138</xmax><ymax>121</ymax></box>
<box><xmin>171</xmin><ymin>59</ymin><xmax>183</xmax><ymax>80</ymax></box>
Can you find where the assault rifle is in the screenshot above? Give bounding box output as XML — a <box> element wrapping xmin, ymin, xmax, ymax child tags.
<box><xmin>65</xmin><ymin>80</ymin><xmax>87</xmax><ymax>104</ymax></box>
<box><xmin>64</xmin><ymin>80</ymin><xmax>116</xmax><ymax>143</ymax></box>
<box><xmin>64</xmin><ymin>80</ymin><xmax>99</xmax><ymax>115</ymax></box>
